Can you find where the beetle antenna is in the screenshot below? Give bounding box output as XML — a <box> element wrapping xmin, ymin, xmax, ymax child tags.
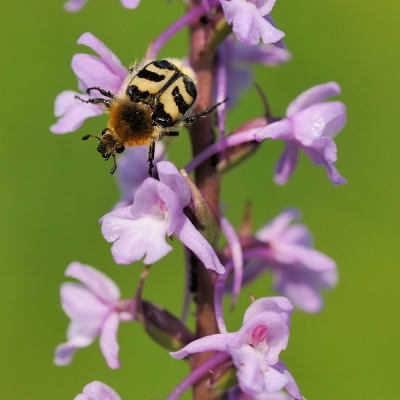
<box><xmin>82</xmin><ymin>134</ymin><xmax>101</xmax><ymax>141</ymax></box>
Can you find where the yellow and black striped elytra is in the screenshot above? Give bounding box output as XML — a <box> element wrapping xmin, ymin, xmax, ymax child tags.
<box><xmin>78</xmin><ymin>58</ymin><xmax>224</xmax><ymax>176</ymax></box>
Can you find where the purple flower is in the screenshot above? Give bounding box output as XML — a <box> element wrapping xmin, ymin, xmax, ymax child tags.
<box><xmin>171</xmin><ymin>297</ymin><xmax>303</xmax><ymax>399</ymax></box>
<box><xmin>50</xmin><ymin>32</ymin><xmax>127</xmax><ymax>134</ymax></box>
<box><xmin>64</xmin><ymin>0</ymin><xmax>140</xmax><ymax>12</ymax></box>
<box><xmin>113</xmin><ymin>143</ymin><xmax>166</xmax><ymax>210</ymax></box>
<box><xmin>244</xmin><ymin>209</ymin><xmax>338</xmax><ymax>313</ymax></box>
<box><xmin>224</xmin><ymin>36</ymin><xmax>291</xmax><ymax>107</ymax></box>
<box><xmin>75</xmin><ymin>381</ymin><xmax>121</xmax><ymax>400</ymax></box>
<box><xmin>220</xmin><ymin>0</ymin><xmax>285</xmax><ymax>45</ymax></box>
<box><xmin>255</xmin><ymin>82</ymin><xmax>347</xmax><ymax>185</ymax></box>
<box><xmin>54</xmin><ymin>262</ymin><xmax>134</xmax><ymax>369</ymax></box>
<box><xmin>101</xmin><ymin>161</ymin><xmax>225</xmax><ymax>274</ymax></box>
<box><xmin>224</xmin><ymin>386</ymin><xmax>291</xmax><ymax>400</ymax></box>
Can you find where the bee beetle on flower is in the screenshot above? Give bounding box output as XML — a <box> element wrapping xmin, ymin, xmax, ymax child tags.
<box><xmin>77</xmin><ymin>58</ymin><xmax>225</xmax><ymax>176</ymax></box>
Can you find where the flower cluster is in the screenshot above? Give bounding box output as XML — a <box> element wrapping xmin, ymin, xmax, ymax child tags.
<box><xmin>52</xmin><ymin>1</ymin><xmax>346</xmax><ymax>399</ymax></box>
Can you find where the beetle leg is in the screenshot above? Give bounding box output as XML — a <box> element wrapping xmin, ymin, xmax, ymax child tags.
<box><xmin>75</xmin><ymin>96</ymin><xmax>111</xmax><ymax>108</ymax></box>
<box><xmin>184</xmin><ymin>98</ymin><xmax>228</xmax><ymax>124</ymax></box>
<box><xmin>110</xmin><ymin>154</ymin><xmax>118</xmax><ymax>175</ymax></box>
<box><xmin>86</xmin><ymin>87</ymin><xmax>115</xmax><ymax>99</ymax></box>
<box><xmin>147</xmin><ymin>141</ymin><xmax>156</xmax><ymax>177</ymax></box>
<box><xmin>164</xmin><ymin>131</ymin><xmax>179</xmax><ymax>137</ymax></box>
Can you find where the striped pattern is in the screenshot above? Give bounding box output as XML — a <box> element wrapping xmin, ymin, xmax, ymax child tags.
<box><xmin>126</xmin><ymin>60</ymin><xmax>197</xmax><ymax>128</ymax></box>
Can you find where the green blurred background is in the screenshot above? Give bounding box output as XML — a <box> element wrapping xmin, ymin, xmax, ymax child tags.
<box><xmin>1</xmin><ymin>1</ymin><xmax>399</xmax><ymax>399</ymax></box>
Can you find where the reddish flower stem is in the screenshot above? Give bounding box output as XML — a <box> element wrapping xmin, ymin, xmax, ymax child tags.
<box><xmin>188</xmin><ymin>1</ymin><xmax>222</xmax><ymax>399</ymax></box>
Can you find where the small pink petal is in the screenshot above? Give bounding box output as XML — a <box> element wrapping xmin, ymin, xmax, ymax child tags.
<box><xmin>286</xmin><ymin>82</ymin><xmax>341</xmax><ymax>117</ymax></box>
<box><xmin>220</xmin><ymin>216</ymin><xmax>243</xmax><ymax>309</ymax></box>
<box><xmin>64</xmin><ymin>0</ymin><xmax>88</xmax><ymax>12</ymax></box>
<box><xmin>243</xmin><ymin>297</ymin><xmax>294</xmax><ymax>323</ymax></box>
<box><xmin>255</xmin><ymin>119</ymin><xmax>293</xmax><ymax>142</ymax></box>
<box><xmin>229</xmin><ymin>344</ymin><xmax>267</xmax><ymax>395</ymax></box>
<box><xmin>279</xmin><ymin>224</ymin><xmax>311</xmax><ymax>247</ymax></box>
<box><xmin>77</xmin><ymin>33</ymin><xmax>127</xmax><ymax>78</ymax></box>
<box><xmin>174</xmin><ymin>215</ymin><xmax>225</xmax><ymax>274</ymax></box>
<box><xmin>170</xmin><ymin>332</ymin><xmax>237</xmax><ymax>359</ymax></box>
<box><xmin>157</xmin><ymin>183</ymin><xmax>186</xmax><ymax>236</ymax></box>
<box><xmin>236</xmin><ymin>312</ymin><xmax>290</xmax><ymax>365</ymax></box>
<box><xmin>75</xmin><ymin>381</ymin><xmax>122</xmax><ymax>400</ymax></box>
<box><xmin>301</xmin><ymin>137</ymin><xmax>347</xmax><ymax>185</ymax></box>
<box><xmin>65</xmin><ymin>262</ymin><xmax>120</xmax><ymax>304</ymax></box>
<box><xmin>54</xmin><ymin>343</ymin><xmax>78</xmax><ymax>366</ymax></box>
<box><xmin>60</xmin><ymin>283</ymin><xmax>109</xmax><ymax>334</ymax></box>
<box><xmin>120</xmin><ymin>0</ymin><xmax>141</xmax><ymax>8</ymax></box>
<box><xmin>101</xmin><ymin>207</ymin><xmax>171</xmax><ymax>265</ymax></box>
<box><xmin>273</xmin><ymin>142</ymin><xmax>299</xmax><ymax>185</ymax></box>
<box><xmin>71</xmin><ymin>54</ymin><xmax>124</xmax><ymax>93</ymax></box>
<box><xmin>252</xmin><ymin>0</ymin><xmax>277</xmax><ymax>16</ymax></box>
<box><xmin>100</xmin><ymin>312</ymin><xmax>120</xmax><ymax>369</ymax></box>
<box><xmin>221</xmin><ymin>0</ymin><xmax>284</xmax><ymax>45</ymax></box>
<box><xmin>54</xmin><ymin>332</ymin><xmax>96</xmax><ymax>366</ymax></box>
<box><xmin>50</xmin><ymin>91</ymin><xmax>102</xmax><ymax>134</ymax></box>
<box><xmin>256</xmin><ymin>209</ymin><xmax>300</xmax><ymax>243</ymax></box>
<box><xmin>274</xmin><ymin>271</ymin><xmax>324</xmax><ymax>313</ymax></box>
<box><xmin>274</xmin><ymin>243</ymin><xmax>336</xmax><ymax>272</ymax></box>
<box><xmin>291</xmin><ymin>102</ymin><xmax>346</xmax><ymax>145</ymax></box>
<box><xmin>157</xmin><ymin>161</ymin><xmax>192</xmax><ymax>207</ymax></box>
<box><xmin>273</xmin><ymin>361</ymin><xmax>305</xmax><ymax>400</ymax></box>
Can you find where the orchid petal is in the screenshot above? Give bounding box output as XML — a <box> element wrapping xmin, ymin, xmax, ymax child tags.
<box><xmin>220</xmin><ymin>0</ymin><xmax>284</xmax><ymax>45</ymax></box>
<box><xmin>279</xmin><ymin>224</ymin><xmax>311</xmax><ymax>247</ymax></box>
<box><xmin>252</xmin><ymin>0</ymin><xmax>277</xmax><ymax>16</ymax></box>
<box><xmin>75</xmin><ymin>381</ymin><xmax>122</xmax><ymax>400</ymax></box>
<box><xmin>232</xmin><ymin>42</ymin><xmax>291</xmax><ymax>65</ymax></box>
<box><xmin>158</xmin><ymin>183</ymin><xmax>185</xmax><ymax>236</ymax></box>
<box><xmin>170</xmin><ymin>333</ymin><xmax>237</xmax><ymax>359</ymax></box>
<box><xmin>50</xmin><ymin>91</ymin><xmax>102</xmax><ymax>134</ymax></box>
<box><xmin>71</xmin><ymin>54</ymin><xmax>124</xmax><ymax>93</ymax></box>
<box><xmin>61</xmin><ymin>283</ymin><xmax>108</xmax><ymax>339</ymax></box>
<box><xmin>291</xmin><ymin>102</ymin><xmax>346</xmax><ymax>145</ymax></box>
<box><xmin>174</xmin><ymin>215</ymin><xmax>225</xmax><ymax>274</ymax></box>
<box><xmin>273</xmin><ymin>142</ymin><xmax>299</xmax><ymax>185</ymax></box>
<box><xmin>274</xmin><ymin>243</ymin><xmax>336</xmax><ymax>272</ymax></box>
<box><xmin>286</xmin><ymin>82</ymin><xmax>341</xmax><ymax>117</ymax></box>
<box><xmin>100</xmin><ymin>312</ymin><xmax>120</xmax><ymax>369</ymax></box>
<box><xmin>273</xmin><ymin>361</ymin><xmax>305</xmax><ymax>400</ymax></box>
<box><xmin>114</xmin><ymin>145</ymin><xmax>165</xmax><ymax>210</ymax></box>
<box><xmin>220</xmin><ymin>216</ymin><xmax>243</xmax><ymax>309</ymax></box>
<box><xmin>64</xmin><ymin>0</ymin><xmax>88</xmax><ymax>12</ymax></box>
<box><xmin>101</xmin><ymin>206</ymin><xmax>171</xmax><ymax>264</ymax></box>
<box><xmin>120</xmin><ymin>0</ymin><xmax>141</xmax><ymax>8</ymax></box>
<box><xmin>243</xmin><ymin>297</ymin><xmax>294</xmax><ymax>323</ymax></box>
<box><xmin>157</xmin><ymin>161</ymin><xmax>191</xmax><ymax>207</ymax></box>
<box><xmin>256</xmin><ymin>209</ymin><xmax>300</xmax><ymax>243</ymax></box>
<box><xmin>255</xmin><ymin>119</ymin><xmax>293</xmax><ymax>142</ymax></box>
<box><xmin>224</xmin><ymin>386</ymin><xmax>291</xmax><ymax>399</ymax></box>
<box><xmin>236</xmin><ymin>312</ymin><xmax>290</xmax><ymax>365</ymax></box>
<box><xmin>274</xmin><ymin>268</ymin><xmax>338</xmax><ymax>313</ymax></box>
<box><xmin>301</xmin><ymin>137</ymin><xmax>347</xmax><ymax>185</ymax></box>
<box><xmin>230</xmin><ymin>344</ymin><xmax>267</xmax><ymax>395</ymax></box>
<box><xmin>77</xmin><ymin>32</ymin><xmax>127</xmax><ymax>78</ymax></box>
<box><xmin>262</xmin><ymin>366</ymin><xmax>290</xmax><ymax>394</ymax></box>
<box><xmin>130</xmin><ymin>179</ymin><xmax>164</xmax><ymax>218</ymax></box>
<box><xmin>54</xmin><ymin>343</ymin><xmax>78</xmax><ymax>366</ymax></box>
<box><xmin>65</xmin><ymin>262</ymin><xmax>120</xmax><ymax>304</ymax></box>
<box><xmin>229</xmin><ymin>344</ymin><xmax>289</xmax><ymax>395</ymax></box>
